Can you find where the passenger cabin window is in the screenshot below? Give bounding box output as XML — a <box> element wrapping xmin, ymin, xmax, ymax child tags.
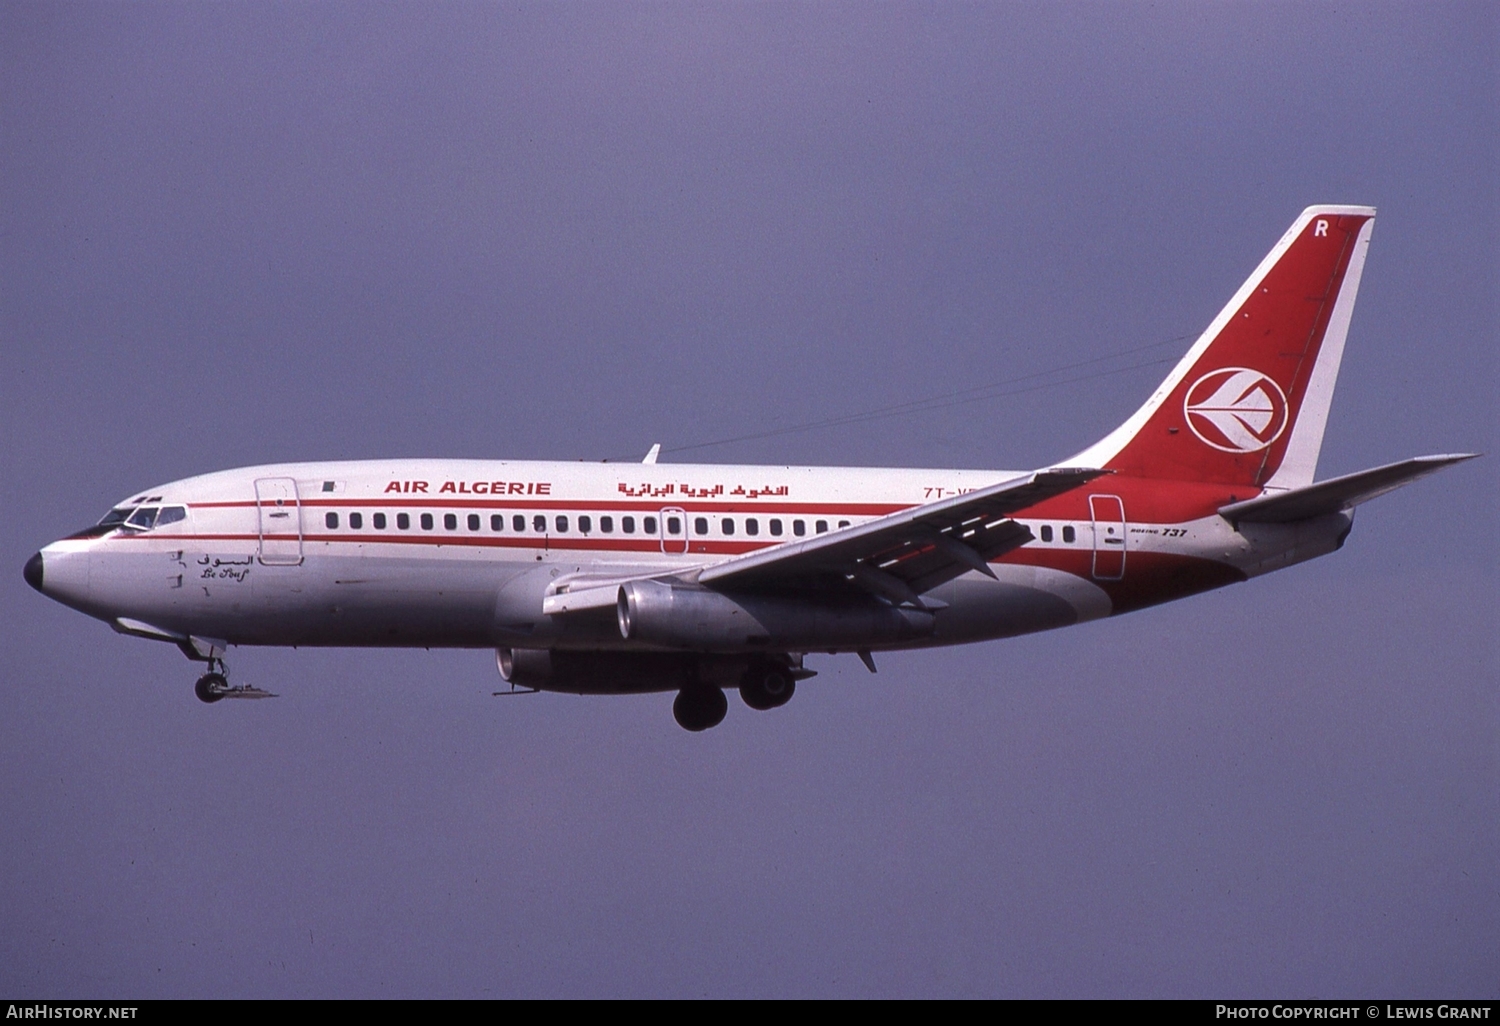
<box><xmin>491</xmin><ymin>514</ymin><xmax>503</xmax><ymax>531</ymax></box>
<box><xmin>579</xmin><ymin>516</ymin><xmax>592</xmax><ymax>533</ymax></box>
<box><xmin>373</xmin><ymin>513</ymin><xmax>387</xmax><ymax>530</ymax></box>
<box><xmin>666</xmin><ymin>516</ymin><xmax>681</xmax><ymax>535</ymax></box>
<box><xmin>555</xmin><ymin>516</ymin><xmax>568</xmax><ymax>533</ymax></box>
<box><xmin>397</xmin><ymin>513</ymin><xmax>410</xmax><ymax>530</ymax></box>
<box><xmin>643</xmin><ymin>517</ymin><xmax>657</xmax><ymax>534</ymax></box>
<box><xmin>421</xmin><ymin>513</ymin><xmax>434</xmax><ymax>530</ymax></box>
<box><xmin>793</xmin><ymin>520</ymin><xmax>806</xmax><ymax>536</ymax></box>
<box><xmin>467</xmin><ymin>514</ymin><xmax>480</xmax><ymax>531</ymax></box>
<box><xmin>1062</xmin><ymin>525</ymin><xmax>1076</xmax><ymax>543</ymax></box>
<box><xmin>600</xmin><ymin>516</ymin><xmax>614</xmax><ymax>533</ymax></box>
<box><xmin>622</xmin><ymin>516</ymin><xmax>636</xmax><ymax>534</ymax></box>
<box><xmin>770</xmin><ymin>519</ymin><xmax>782</xmax><ymax>536</ymax></box>
<box><xmin>444</xmin><ymin>513</ymin><xmax>457</xmax><ymax>530</ymax></box>
<box><xmin>745</xmin><ymin>519</ymin><xmax>758</xmax><ymax>536</ymax></box>
<box><xmin>513</xmin><ymin>515</ymin><xmax>525</xmax><ymax>532</ymax></box>
<box><xmin>722</xmin><ymin>519</ymin><xmax>735</xmax><ymax>536</ymax></box>
<box><xmin>815</xmin><ymin>520</ymin><xmax>828</xmax><ymax>534</ymax></box>
<box><xmin>1040</xmin><ymin>524</ymin><xmax>1053</xmax><ymax>542</ymax></box>
<box><xmin>533</xmin><ymin>515</ymin><xmax>546</xmax><ymax>533</ymax></box>
<box><xmin>695</xmin><ymin>517</ymin><xmax>708</xmax><ymax>535</ymax></box>
<box><xmin>326</xmin><ymin>512</ymin><xmax>340</xmax><ymax>529</ymax></box>
<box><xmin>350</xmin><ymin>512</ymin><xmax>363</xmax><ymax>530</ymax></box>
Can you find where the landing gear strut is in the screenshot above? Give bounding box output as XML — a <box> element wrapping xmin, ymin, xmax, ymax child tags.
<box><xmin>673</xmin><ymin>685</ymin><xmax>727</xmax><ymax>732</ymax></box>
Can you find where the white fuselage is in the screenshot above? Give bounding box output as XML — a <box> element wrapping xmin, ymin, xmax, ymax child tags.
<box><xmin>37</xmin><ymin>458</ymin><xmax>1347</xmax><ymax>666</ymax></box>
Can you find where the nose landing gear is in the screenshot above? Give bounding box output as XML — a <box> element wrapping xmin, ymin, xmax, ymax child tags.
<box><xmin>194</xmin><ymin>670</ymin><xmax>227</xmax><ymax>703</ymax></box>
<box><xmin>192</xmin><ymin>657</ymin><xmax>276</xmax><ymax>703</ymax></box>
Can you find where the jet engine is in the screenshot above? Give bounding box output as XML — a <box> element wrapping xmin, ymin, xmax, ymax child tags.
<box><xmin>615</xmin><ymin>579</ymin><xmax>934</xmax><ymax>651</ymax></box>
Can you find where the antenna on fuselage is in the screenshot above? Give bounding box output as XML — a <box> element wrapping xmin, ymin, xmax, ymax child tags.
<box><xmin>642</xmin><ymin>443</ymin><xmax>661</xmax><ymax>465</ymax></box>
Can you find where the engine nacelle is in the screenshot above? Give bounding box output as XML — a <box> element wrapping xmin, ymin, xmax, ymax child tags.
<box><xmin>616</xmin><ymin>579</ymin><xmax>934</xmax><ymax>651</ymax></box>
<box><xmin>496</xmin><ymin>646</ymin><xmax>704</xmax><ymax>694</ymax></box>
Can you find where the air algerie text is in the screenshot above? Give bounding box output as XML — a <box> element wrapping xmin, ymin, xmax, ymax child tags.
<box><xmin>385</xmin><ymin>480</ymin><xmax>552</xmax><ymax>495</ymax></box>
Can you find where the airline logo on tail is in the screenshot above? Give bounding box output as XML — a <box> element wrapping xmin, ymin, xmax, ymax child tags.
<box><xmin>1184</xmin><ymin>368</ymin><xmax>1290</xmax><ymax>453</ymax></box>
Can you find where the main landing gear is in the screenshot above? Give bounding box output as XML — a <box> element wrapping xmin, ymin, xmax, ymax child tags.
<box><xmin>192</xmin><ymin>657</ymin><xmax>276</xmax><ymax>703</ymax></box>
<box><xmin>673</xmin><ymin>685</ymin><xmax>728</xmax><ymax>732</ymax></box>
<box><xmin>739</xmin><ymin>665</ymin><xmax>795</xmax><ymax>711</ymax></box>
<box><xmin>671</xmin><ymin>659</ymin><xmax>806</xmax><ymax>731</ymax></box>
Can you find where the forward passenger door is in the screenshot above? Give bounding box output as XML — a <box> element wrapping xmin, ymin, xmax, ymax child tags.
<box><xmin>255</xmin><ymin>478</ymin><xmax>303</xmax><ymax>566</ymax></box>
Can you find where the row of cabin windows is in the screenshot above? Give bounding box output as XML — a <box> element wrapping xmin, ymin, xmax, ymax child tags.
<box><xmin>1037</xmin><ymin>525</ymin><xmax>1077</xmax><ymax>543</ymax></box>
<box><xmin>323</xmin><ymin>511</ymin><xmax>663</xmax><ymax>534</ymax></box>
<box><xmin>694</xmin><ymin>517</ymin><xmax>848</xmax><ymax>537</ymax></box>
<box><xmin>320</xmin><ymin>511</ymin><xmax>854</xmax><ymax>537</ymax></box>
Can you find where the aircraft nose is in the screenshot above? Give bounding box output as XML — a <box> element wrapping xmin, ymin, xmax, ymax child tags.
<box><xmin>24</xmin><ymin>551</ymin><xmax>44</xmax><ymax>592</ymax></box>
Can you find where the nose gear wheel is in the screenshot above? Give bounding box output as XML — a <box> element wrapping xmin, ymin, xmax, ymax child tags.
<box><xmin>191</xmin><ymin>657</ymin><xmax>276</xmax><ymax>702</ymax></box>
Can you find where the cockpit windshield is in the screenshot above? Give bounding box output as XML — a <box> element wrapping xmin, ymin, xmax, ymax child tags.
<box><xmin>91</xmin><ymin>505</ymin><xmax>188</xmax><ymax>533</ymax></box>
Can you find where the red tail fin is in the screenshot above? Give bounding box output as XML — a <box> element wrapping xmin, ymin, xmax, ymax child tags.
<box><xmin>1070</xmin><ymin>206</ymin><xmax>1376</xmax><ymax>488</ymax></box>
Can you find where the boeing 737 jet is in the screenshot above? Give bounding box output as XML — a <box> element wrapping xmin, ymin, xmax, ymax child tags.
<box><xmin>25</xmin><ymin>206</ymin><xmax>1475</xmax><ymax>729</ymax></box>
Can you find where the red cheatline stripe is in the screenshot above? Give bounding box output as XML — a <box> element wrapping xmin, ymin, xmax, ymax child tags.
<box><xmin>190</xmin><ymin>498</ymin><xmax>910</xmax><ymax>515</ymax></box>
<box><xmin>122</xmin><ymin>532</ymin><xmax>773</xmax><ymax>555</ymax></box>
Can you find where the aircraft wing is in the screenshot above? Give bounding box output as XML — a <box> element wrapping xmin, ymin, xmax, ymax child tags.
<box><xmin>540</xmin><ymin>467</ymin><xmax>1107</xmax><ymax>615</ymax></box>
<box><xmin>1218</xmin><ymin>453</ymin><xmax>1478</xmax><ymax>524</ymax></box>
<box><xmin>692</xmin><ymin>467</ymin><xmax>1107</xmax><ymax>605</ymax></box>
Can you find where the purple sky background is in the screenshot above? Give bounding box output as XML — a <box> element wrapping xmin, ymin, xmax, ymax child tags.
<box><xmin>2</xmin><ymin>1</ymin><xmax>1495</xmax><ymax>997</ymax></box>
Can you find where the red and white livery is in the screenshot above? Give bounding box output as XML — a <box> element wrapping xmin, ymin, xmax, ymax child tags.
<box><xmin>25</xmin><ymin>206</ymin><xmax>1475</xmax><ymax>729</ymax></box>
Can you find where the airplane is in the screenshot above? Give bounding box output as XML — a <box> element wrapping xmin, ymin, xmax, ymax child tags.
<box><xmin>24</xmin><ymin>205</ymin><xmax>1477</xmax><ymax>730</ymax></box>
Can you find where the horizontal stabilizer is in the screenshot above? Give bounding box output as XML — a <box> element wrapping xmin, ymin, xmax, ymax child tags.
<box><xmin>1219</xmin><ymin>453</ymin><xmax>1478</xmax><ymax>524</ymax></box>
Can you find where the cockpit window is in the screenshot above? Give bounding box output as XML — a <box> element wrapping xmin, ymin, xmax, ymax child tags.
<box><xmin>155</xmin><ymin>506</ymin><xmax>187</xmax><ymax>528</ymax></box>
<box><xmin>98</xmin><ymin>508</ymin><xmax>133</xmax><ymax>527</ymax></box>
<box><xmin>126</xmin><ymin>507</ymin><xmax>159</xmax><ymax>529</ymax></box>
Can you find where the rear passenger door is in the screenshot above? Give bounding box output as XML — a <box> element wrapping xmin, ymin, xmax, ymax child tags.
<box><xmin>1088</xmin><ymin>494</ymin><xmax>1126</xmax><ymax>580</ymax></box>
